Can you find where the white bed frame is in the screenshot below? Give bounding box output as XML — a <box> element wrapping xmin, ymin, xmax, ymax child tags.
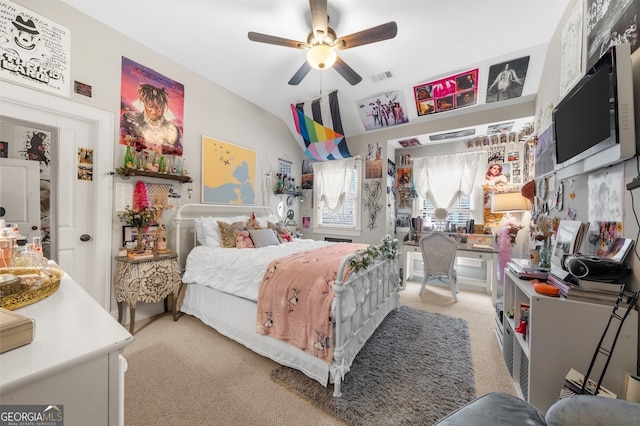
<box><xmin>174</xmin><ymin>203</ymin><xmax>401</xmax><ymax>396</ymax></box>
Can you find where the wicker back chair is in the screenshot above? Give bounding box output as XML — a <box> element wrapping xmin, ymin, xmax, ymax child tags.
<box><xmin>418</xmin><ymin>232</ymin><xmax>459</xmax><ymax>302</ymax></box>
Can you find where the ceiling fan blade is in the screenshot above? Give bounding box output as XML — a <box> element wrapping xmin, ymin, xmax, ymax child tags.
<box><xmin>248</xmin><ymin>32</ymin><xmax>305</xmax><ymax>49</ymax></box>
<box><xmin>288</xmin><ymin>62</ymin><xmax>313</xmax><ymax>85</ymax></box>
<box><xmin>335</xmin><ymin>21</ymin><xmax>398</xmax><ymax>50</ymax></box>
<box><xmin>333</xmin><ymin>56</ymin><xmax>362</xmax><ymax>85</ymax></box>
<box><xmin>309</xmin><ymin>0</ymin><xmax>328</xmax><ymax>37</ymax></box>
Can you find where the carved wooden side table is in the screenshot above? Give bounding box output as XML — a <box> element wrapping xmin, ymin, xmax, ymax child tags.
<box><xmin>114</xmin><ymin>252</ymin><xmax>181</xmax><ymax>333</ymax></box>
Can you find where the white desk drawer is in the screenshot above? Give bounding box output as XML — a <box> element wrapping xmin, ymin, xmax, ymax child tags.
<box><xmin>458</xmin><ymin>249</ymin><xmax>493</xmax><ymax>260</ymax></box>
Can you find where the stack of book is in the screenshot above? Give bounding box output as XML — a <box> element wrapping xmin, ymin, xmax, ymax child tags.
<box><xmin>507</xmin><ymin>258</ymin><xmax>549</xmax><ymax>280</ymax></box>
<box><xmin>546</xmin><ymin>273</ymin><xmax>631</xmax><ymax>306</ymax></box>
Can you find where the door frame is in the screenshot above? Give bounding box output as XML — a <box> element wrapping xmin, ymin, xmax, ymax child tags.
<box><xmin>1</xmin><ymin>81</ymin><xmax>115</xmax><ymax>310</ymax></box>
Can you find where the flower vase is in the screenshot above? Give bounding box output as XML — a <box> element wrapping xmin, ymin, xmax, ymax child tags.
<box><xmin>539</xmin><ymin>239</ymin><xmax>551</xmax><ymax>268</ymax></box>
<box><xmin>136</xmin><ymin>229</ymin><xmax>144</xmax><ymax>252</ymax></box>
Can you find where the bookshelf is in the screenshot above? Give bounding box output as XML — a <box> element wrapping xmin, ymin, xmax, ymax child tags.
<box><xmin>502</xmin><ymin>269</ymin><xmax>637</xmax><ymax>413</ymax></box>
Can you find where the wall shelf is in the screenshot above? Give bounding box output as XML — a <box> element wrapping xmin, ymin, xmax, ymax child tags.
<box><xmin>115</xmin><ymin>167</ymin><xmax>192</xmax><ymax>183</ymax></box>
<box><xmin>274</xmin><ymin>190</ymin><xmax>300</xmax><ymax>196</ymax></box>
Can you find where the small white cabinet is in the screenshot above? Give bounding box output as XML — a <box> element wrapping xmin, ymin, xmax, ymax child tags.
<box><xmin>502</xmin><ymin>269</ymin><xmax>637</xmax><ymax>413</ymax></box>
<box><xmin>0</xmin><ymin>273</ymin><xmax>134</xmax><ymax>425</ymax></box>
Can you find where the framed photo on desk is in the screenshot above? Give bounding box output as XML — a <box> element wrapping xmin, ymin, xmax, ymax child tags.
<box><xmin>122</xmin><ymin>225</ymin><xmax>159</xmax><ymax>247</ymax></box>
<box><xmin>550</xmin><ymin>220</ymin><xmax>584</xmax><ymax>267</ymax></box>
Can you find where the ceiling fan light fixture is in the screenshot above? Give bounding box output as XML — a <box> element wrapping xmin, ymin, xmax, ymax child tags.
<box><xmin>306</xmin><ymin>44</ymin><xmax>337</xmax><ymax>70</ymax></box>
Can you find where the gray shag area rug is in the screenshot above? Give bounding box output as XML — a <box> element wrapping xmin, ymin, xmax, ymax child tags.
<box><xmin>270</xmin><ymin>306</ymin><xmax>475</xmax><ymax>425</ymax></box>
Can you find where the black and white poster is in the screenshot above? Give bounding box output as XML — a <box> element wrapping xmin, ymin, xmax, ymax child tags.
<box><xmin>560</xmin><ymin>0</ymin><xmax>584</xmax><ymax>96</ymax></box>
<box><xmin>486</xmin><ymin>56</ymin><xmax>530</xmax><ymax>103</ymax></box>
<box><xmin>0</xmin><ymin>0</ymin><xmax>70</xmax><ymax>95</ymax></box>
<box><xmin>586</xmin><ymin>0</ymin><xmax>640</xmax><ymax>69</ymax></box>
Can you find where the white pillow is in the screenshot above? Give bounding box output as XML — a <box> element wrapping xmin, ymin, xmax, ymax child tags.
<box><xmin>195</xmin><ymin>215</ymin><xmax>248</xmax><ymax>247</ymax></box>
<box><xmin>194</xmin><ymin>217</ymin><xmax>207</xmax><ymax>246</ymax></box>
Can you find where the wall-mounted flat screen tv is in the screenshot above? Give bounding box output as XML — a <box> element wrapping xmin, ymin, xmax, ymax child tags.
<box><xmin>553</xmin><ymin>43</ymin><xmax>636</xmax><ymax>178</ymax></box>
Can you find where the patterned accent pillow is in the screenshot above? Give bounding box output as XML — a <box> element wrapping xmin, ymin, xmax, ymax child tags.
<box><xmin>217</xmin><ymin>221</ymin><xmax>245</xmax><ymax>248</ymax></box>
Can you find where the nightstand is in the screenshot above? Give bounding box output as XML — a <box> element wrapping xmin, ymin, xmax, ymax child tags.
<box><xmin>113</xmin><ymin>252</ymin><xmax>181</xmax><ymax>333</ymax></box>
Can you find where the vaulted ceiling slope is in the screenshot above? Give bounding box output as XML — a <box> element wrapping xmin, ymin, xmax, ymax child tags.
<box><xmin>60</xmin><ymin>0</ymin><xmax>571</xmax><ymax>139</ymax></box>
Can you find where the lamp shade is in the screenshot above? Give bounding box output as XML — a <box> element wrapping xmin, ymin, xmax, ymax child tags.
<box><xmin>306</xmin><ymin>44</ymin><xmax>337</xmax><ymax>70</ymax></box>
<box><xmin>491</xmin><ymin>192</ymin><xmax>532</xmax><ymax>213</ymax></box>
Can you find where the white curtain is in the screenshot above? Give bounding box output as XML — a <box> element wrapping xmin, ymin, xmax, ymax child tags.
<box><xmin>413</xmin><ymin>151</ymin><xmax>482</xmax><ymax>209</ymax></box>
<box><xmin>312</xmin><ymin>157</ymin><xmax>355</xmax><ymax>213</ymax></box>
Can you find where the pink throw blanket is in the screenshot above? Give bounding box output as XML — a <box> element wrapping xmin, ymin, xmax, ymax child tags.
<box><xmin>256</xmin><ymin>243</ymin><xmax>367</xmax><ymax>363</ymax></box>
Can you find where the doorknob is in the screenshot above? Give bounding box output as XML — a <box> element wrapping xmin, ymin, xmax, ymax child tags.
<box><xmin>80</xmin><ymin>234</ymin><xmax>91</xmax><ymax>242</ymax></box>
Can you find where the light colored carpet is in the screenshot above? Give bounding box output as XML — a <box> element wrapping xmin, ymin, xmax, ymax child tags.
<box><xmin>270</xmin><ymin>306</ymin><xmax>475</xmax><ymax>425</ymax></box>
<box><xmin>123</xmin><ymin>281</ymin><xmax>515</xmax><ymax>425</ymax></box>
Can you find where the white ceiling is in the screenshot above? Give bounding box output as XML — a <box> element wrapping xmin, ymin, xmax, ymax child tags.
<box><xmin>60</xmin><ymin>0</ymin><xmax>571</xmax><ymax>145</ymax></box>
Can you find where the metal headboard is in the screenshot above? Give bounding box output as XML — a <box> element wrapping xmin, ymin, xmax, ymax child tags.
<box><xmin>174</xmin><ymin>203</ymin><xmax>275</xmax><ymax>265</ymax></box>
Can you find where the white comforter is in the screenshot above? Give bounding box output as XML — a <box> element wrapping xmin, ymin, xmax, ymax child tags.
<box><xmin>182</xmin><ymin>239</ymin><xmax>332</xmax><ymax>301</ymax></box>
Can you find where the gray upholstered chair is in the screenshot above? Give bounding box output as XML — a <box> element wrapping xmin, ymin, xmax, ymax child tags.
<box><xmin>433</xmin><ymin>391</ymin><xmax>640</xmax><ymax>425</ymax></box>
<box><xmin>419</xmin><ymin>232</ymin><xmax>458</xmax><ymax>302</ymax></box>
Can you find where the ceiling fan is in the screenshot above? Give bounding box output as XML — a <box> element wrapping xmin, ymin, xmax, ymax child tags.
<box><xmin>247</xmin><ymin>0</ymin><xmax>397</xmax><ymax>86</ymax></box>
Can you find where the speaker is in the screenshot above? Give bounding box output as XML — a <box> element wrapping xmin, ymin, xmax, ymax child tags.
<box><xmin>564</xmin><ymin>255</ymin><xmax>630</xmax><ymax>282</ymax></box>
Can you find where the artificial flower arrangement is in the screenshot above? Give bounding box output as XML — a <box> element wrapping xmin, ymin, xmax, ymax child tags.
<box><xmin>118</xmin><ymin>181</ymin><xmax>158</xmax><ymax>252</ymax></box>
<box><xmin>118</xmin><ymin>205</ymin><xmax>157</xmax><ymax>251</ymax></box>
<box><xmin>118</xmin><ymin>205</ymin><xmax>156</xmax><ymax>230</ymax></box>
<box><xmin>530</xmin><ymin>214</ymin><xmax>559</xmax><ymax>243</ymax></box>
<box><xmin>349</xmin><ymin>235</ymin><xmax>399</xmax><ymax>272</ymax></box>
<box><xmin>529</xmin><ymin>214</ymin><xmax>559</xmax><ymax>267</ymax></box>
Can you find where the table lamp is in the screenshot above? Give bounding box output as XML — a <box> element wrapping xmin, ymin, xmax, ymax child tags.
<box><xmin>491</xmin><ymin>192</ymin><xmax>532</xmax><ymax>220</ymax></box>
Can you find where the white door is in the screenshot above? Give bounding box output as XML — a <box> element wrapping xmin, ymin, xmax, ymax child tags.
<box><xmin>0</xmin><ymin>158</ymin><xmax>40</xmax><ymax>241</ymax></box>
<box><xmin>56</xmin><ymin>117</ymin><xmax>95</xmax><ymax>298</ymax></box>
<box><xmin>1</xmin><ymin>82</ymin><xmax>114</xmax><ymax>310</ymax></box>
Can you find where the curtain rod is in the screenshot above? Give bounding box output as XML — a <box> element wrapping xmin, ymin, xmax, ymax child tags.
<box><xmin>408</xmin><ymin>150</ymin><xmax>486</xmax><ymax>162</ymax></box>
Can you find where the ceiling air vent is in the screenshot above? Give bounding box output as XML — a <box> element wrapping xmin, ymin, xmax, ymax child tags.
<box><xmin>371</xmin><ymin>70</ymin><xmax>395</xmax><ymax>82</ymax></box>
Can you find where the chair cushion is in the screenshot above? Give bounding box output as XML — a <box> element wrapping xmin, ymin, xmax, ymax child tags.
<box><xmin>433</xmin><ymin>392</ymin><xmax>546</xmax><ymax>426</ymax></box>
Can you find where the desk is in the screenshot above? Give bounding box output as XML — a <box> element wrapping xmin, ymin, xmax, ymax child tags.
<box><xmin>402</xmin><ymin>241</ymin><xmax>498</xmax><ymax>300</ymax></box>
<box><xmin>0</xmin><ymin>273</ymin><xmax>133</xmax><ymax>425</ymax></box>
<box><xmin>114</xmin><ymin>252</ymin><xmax>181</xmax><ymax>333</ymax></box>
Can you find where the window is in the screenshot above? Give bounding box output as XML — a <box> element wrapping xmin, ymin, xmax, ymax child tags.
<box><xmin>314</xmin><ymin>160</ymin><xmax>362</xmax><ymax>235</ymax></box>
<box><xmin>415</xmin><ymin>191</ymin><xmax>475</xmax><ymax>231</ymax></box>
<box><xmin>411</xmin><ymin>151</ymin><xmax>483</xmax><ymax>231</ymax></box>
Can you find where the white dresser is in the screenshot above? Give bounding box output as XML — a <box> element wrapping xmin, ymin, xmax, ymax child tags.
<box><xmin>0</xmin><ymin>273</ymin><xmax>134</xmax><ymax>425</ymax></box>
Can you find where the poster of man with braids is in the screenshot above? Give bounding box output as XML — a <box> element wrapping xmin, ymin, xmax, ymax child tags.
<box><xmin>120</xmin><ymin>56</ymin><xmax>184</xmax><ymax>156</ymax></box>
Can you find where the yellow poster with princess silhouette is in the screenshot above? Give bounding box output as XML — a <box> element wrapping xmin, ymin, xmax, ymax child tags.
<box><xmin>202</xmin><ymin>136</ymin><xmax>256</xmax><ymax>204</ymax></box>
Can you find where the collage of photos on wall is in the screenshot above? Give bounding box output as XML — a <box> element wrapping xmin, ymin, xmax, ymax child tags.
<box><xmin>413</xmin><ymin>68</ymin><xmax>479</xmax><ymax>116</ymax></box>
<box><xmin>481</xmin><ymin>139</ymin><xmax>526</xmax><ymax>228</ymax></box>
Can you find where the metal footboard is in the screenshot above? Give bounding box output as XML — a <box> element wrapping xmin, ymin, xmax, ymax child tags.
<box><xmin>331</xmin><ymin>242</ymin><xmax>401</xmax><ymax>396</ymax></box>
